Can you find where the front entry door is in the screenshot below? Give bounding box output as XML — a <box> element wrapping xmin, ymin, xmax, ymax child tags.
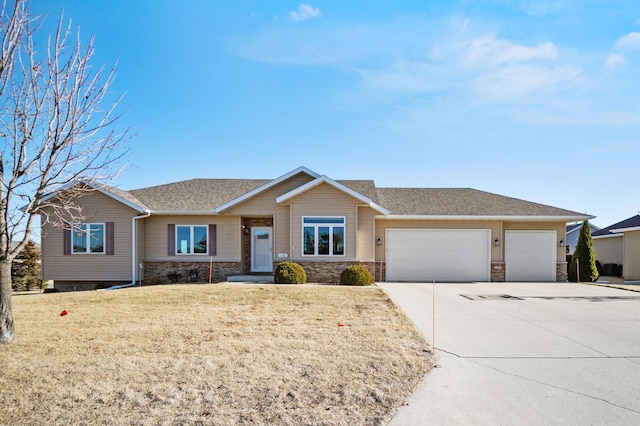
<box><xmin>251</xmin><ymin>227</ymin><xmax>273</xmax><ymax>272</ymax></box>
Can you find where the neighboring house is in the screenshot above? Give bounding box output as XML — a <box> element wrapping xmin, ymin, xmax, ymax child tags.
<box><xmin>592</xmin><ymin>214</ymin><xmax>640</xmax><ymax>280</ymax></box>
<box><xmin>565</xmin><ymin>222</ymin><xmax>600</xmax><ymax>255</ymax></box>
<box><xmin>40</xmin><ymin>166</ymin><xmax>592</xmax><ymax>290</ymax></box>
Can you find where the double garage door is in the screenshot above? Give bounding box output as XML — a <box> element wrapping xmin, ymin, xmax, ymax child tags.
<box><xmin>386</xmin><ymin>229</ymin><xmax>556</xmax><ymax>282</ymax></box>
<box><xmin>386</xmin><ymin>229</ymin><xmax>491</xmax><ymax>282</ymax></box>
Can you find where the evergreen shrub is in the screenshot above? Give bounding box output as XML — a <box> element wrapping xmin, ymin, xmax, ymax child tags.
<box><xmin>274</xmin><ymin>261</ymin><xmax>307</xmax><ymax>284</ymax></box>
<box><xmin>340</xmin><ymin>265</ymin><xmax>373</xmax><ymax>286</ymax></box>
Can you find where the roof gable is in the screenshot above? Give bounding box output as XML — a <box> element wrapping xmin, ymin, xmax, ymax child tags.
<box><xmin>276</xmin><ymin>176</ymin><xmax>390</xmax><ymax>214</ymax></box>
<box><xmin>213</xmin><ymin>166</ymin><xmax>319</xmax><ymax>213</ymax></box>
<box><xmin>41</xmin><ymin>181</ymin><xmax>148</xmax><ymax>213</ymax></box>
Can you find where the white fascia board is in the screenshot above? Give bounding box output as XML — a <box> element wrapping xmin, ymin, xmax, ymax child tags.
<box><xmin>214</xmin><ymin>166</ymin><xmax>320</xmax><ymax>213</ymax></box>
<box><xmin>610</xmin><ymin>226</ymin><xmax>640</xmax><ymax>233</ymax></box>
<box><xmin>592</xmin><ymin>233</ymin><xmax>623</xmax><ymax>239</ymax></box>
<box><xmin>375</xmin><ymin>215</ymin><xmax>594</xmax><ymax>222</ymax></box>
<box><xmin>94</xmin><ymin>187</ymin><xmax>147</xmax><ymax>213</ymax></box>
<box><xmin>276</xmin><ymin>175</ymin><xmax>390</xmax><ymax>215</ymax></box>
<box><xmin>40</xmin><ymin>179</ymin><xmax>147</xmax><ymax>213</ymax></box>
<box><xmin>150</xmin><ymin>210</ymin><xmax>218</xmax><ymax>215</ymax></box>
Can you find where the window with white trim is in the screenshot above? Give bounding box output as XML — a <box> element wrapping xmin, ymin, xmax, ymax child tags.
<box><xmin>72</xmin><ymin>223</ymin><xmax>105</xmax><ymax>254</ymax></box>
<box><xmin>176</xmin><ymin>225</ymin><xmax>208</xmax><ymax>254</ymax></box>
<box><xmin>302</xmin><ymin>217</ymin><xmax>345</xmax><ymax>256</ymax></box>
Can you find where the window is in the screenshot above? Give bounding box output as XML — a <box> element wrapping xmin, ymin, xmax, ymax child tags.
<box><xmin>72</xmin><ymin>223</ymin><xmax>105</xmax><ymax>254</ymax></box>
<box><xmin>176</xmin><ymin>225</ymin><xmax>208</xmax><ymax>254</ymax></box>
<box><xmin>303</xmin><ymin>217</ymin><xmax>345</xmax><ymax>256</ymax></box>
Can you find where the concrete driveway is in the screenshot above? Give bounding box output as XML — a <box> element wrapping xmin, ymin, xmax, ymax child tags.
<box><xmin>378</xmin><ymin>282</ymin><xmax>640</xmax><ymax>425</ymax></box>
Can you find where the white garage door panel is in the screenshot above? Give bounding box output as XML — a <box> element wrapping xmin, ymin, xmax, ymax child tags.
<box><xmin>386</xmin><ymin>229</ymin><xmax>490</xmax><ymax>282</ymax></box>
<box><xmin>505</xmin><ymin>231</ymin><xmax>556</xmax><ymax>281</ymax></box>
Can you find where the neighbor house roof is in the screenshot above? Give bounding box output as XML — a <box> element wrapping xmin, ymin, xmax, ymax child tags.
<box><xmin>566</xmin><ymin>222</ymin><xmax>599</xmax><ymax>234</ymax></box>
<box><xmin>593</xmin><ymin>215</ymin><xmax>640</xmax><ymax>237</ymax></box>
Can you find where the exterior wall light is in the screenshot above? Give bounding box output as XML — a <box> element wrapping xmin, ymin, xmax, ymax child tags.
<box><xmin>494</xmin><ymin>237</ymin><xmax>500</xmax><ymax>246</ymax></box>
<box><xmin>376</xmin><ymin>237</ymin><xmax>382</xmax><ymax>245</ymax></box>
<box><xmin>559</xmin><ymin>239</ymin><xmax>565</xmax><ymax>247</ymax></box>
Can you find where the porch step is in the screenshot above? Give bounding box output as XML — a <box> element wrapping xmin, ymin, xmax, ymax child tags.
<box><xmin>227</xmin><ymin>275</ymin><xmax>274</xmax><ymax>284</ymax></box>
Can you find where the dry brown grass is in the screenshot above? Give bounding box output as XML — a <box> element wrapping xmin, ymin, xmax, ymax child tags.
<box><xmin>1</xmin><ymin>284</ymin><xmax>432</xmax><ymax>425</ymax></box>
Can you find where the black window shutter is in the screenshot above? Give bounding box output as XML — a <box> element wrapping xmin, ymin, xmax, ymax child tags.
<box><xmin>209</xmin><ymin>224</ymin><xmax>217</xmax><ymax>256</ymax></box>
<box><xmin>63</xmin><ymin>228</ymin><xmax>71</xmax><ymax>255</ymax></box>
<box><xmin>105</xmin><ymin>222</ymin><xmax>114</xmax><ymax>255</ymax></box>
<box><xmin>168</xmin><ymin>224</ymin><xmax>175</xmax><ymax>256</ymax></box>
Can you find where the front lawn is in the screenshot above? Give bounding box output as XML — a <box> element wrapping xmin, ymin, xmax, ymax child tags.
<box><xmin>1</xmin><ymin>284</ymin><xmax>432</xmax><ymax>425</ymax></box>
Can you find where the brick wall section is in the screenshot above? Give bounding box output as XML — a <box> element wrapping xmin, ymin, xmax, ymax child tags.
<box><xmin>291</xmin><ymin>261</ymin><xmax>376</xmax><ymax>284</ymax></box>
<box><xmin>556</xmin><ymin>262</ymin><xmax>568</xmax><ymax>282</ymax></box>
<box><xmin>144</xmin><ymin>261</ymin><xmax>242</xmax><ymax>284</ymax></box>
<box><xmin>491</xmin><ymin>262</ymin><xmax>505</xmax><ymax>282</ymax></box>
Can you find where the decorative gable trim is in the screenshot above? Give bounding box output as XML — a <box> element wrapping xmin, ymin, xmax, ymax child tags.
<box><xmin>276</xmin><ymin>175</ymin><xmax>390</xmax><ymax>215</ymax></box>
<box><xmin>213</xmin><ymin>166</ymin><xmax>320</xmax><ymax>213</ymax></box>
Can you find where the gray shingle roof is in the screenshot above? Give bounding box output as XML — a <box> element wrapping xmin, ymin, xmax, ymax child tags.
<box><xmin>116</xmin><ymin>175</ymin><xmax>586</xmax><ymax>218</ymax></box>
<box><xmin>130</xmin><ymin>179</ymin><xmax>269</xmax><ymax>211</ymax></box>
<box><xmin>377</xmin><ymin>188</ymin><xmax>585</xmax><ymax>217</ymax></box>
<box><xmin>592</xmin><ymin>215</ymin><xmax>640</xmax><ymax>237</ymax></box>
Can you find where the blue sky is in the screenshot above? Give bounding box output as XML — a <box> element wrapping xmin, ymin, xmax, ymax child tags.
<box><xmin>30</xmin><ymin>0</ymin><xmax>640</xmax><ymax>228</ymax></box>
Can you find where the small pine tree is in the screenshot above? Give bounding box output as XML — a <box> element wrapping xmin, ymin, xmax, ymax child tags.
<box><xmin>568</xmin><ymin>221</ymin><xmax>598</xmax><ymax>282</ymax></box>
<box><xmin>11</xmin><ymin>241</ymin><xmax>41</xmax><ymax>291</ymax></box>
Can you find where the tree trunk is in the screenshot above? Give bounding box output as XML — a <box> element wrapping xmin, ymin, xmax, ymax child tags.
<box><xmin>0</xmin><ymin>260</ymin><xmax>14</xmax><ymax>344</ymax></box>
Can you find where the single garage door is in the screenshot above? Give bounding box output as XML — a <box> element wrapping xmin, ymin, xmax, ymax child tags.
<box><xmin>505</xmin><ymin>231</ymin><xmax>556</xmax><ymax>281</ymax></box>
<box><xmin>386</xmin><ymin>229</ymin><xmax>491</xmax><ymax>282</ymax></box>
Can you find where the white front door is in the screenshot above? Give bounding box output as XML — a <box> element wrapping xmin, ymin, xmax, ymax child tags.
<box><xmin>251</xmin><ymin>227</ymin><xmax>273</xmax><ymax>272</ymax></box>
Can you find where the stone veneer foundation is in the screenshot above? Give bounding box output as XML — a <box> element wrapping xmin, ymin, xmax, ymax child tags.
<box><xmin>144</xmin><ymin>261</ymin><xmax>242</xmax><ymax>284</ymax></box>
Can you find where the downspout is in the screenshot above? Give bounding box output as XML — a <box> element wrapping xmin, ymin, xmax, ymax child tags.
<box><xmin>104</xmin><ymin>210</ymin><xmax>151</xmax><ymax>291</ymax></box>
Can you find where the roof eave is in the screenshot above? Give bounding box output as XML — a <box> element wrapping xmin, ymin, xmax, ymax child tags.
<box><xmin>592</xmin><ymin>233</ymin><xmax>623</xmax><ymax>239</ymax></box>
<box><xmin>375</xmin><ymin>215</ymin><xmax>594</xmax><ymax>222</ymax></box>
<box><xmin>149</xmin><ymin>210</ymin><xmax>219</xmax><ymax>216</ymax></box>
<box><xmin>611</xmin><ymin>226</ymin><xmax>640</xmax><ymax>233</ymax></box>
<box><xmin>40</xmin><ymin>180</ymin><xmax>148</xmax><ymax>213</ymax></box>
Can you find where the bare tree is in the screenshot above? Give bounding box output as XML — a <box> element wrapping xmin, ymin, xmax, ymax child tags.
<box><xmin>1</xmin><ymin>0</ymin><xmax>131</xmax><ymax>343</ymax></box>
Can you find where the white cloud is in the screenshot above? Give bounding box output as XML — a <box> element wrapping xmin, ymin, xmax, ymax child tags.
<box><xmin>290</xmin><ymin>4</ymin><xmax>320</xmax><ymax>22</ymax></box>
<box><xmin>473</xmin><ymin>64</ymin><xmax>582</xmax><ymax>100</ymax></box>
<box><xmin>614</xmin><ymin>32</ymin><xmax>640</xmax><ymax>50</ymax></box>
<box><xmin>466</xmin><ymin>36</ymin><xmax>558</xmax><ymax>65</ymax></box>
<box><xmin>605</xmin><ymin>53</ymin><xmax>626</xmax><ymax>68</ymax></box>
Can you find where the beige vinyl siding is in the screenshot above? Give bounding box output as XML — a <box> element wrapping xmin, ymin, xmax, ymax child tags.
<box><xmin>288</xmin><ymin>183</ymin><xmax>362</xmax><ymax>260</ymax></box>
<box><xmin>224</xmin><ymin>173</ymin><xmax>313</xmax><ymax>259</ymax></box>
<box><xmin>143</xmin><ymin>215</ymin><xmax>240</xmax><ymax>262</ymax></box>
<box><xmin>503</xmin><ymin>221</ymin><xmax>564</xmax><ymax>263</ymax></box>
<box><xmin>357</xmin><ymin>207</ymin><xmax>376</xmax><ymax>261</ymax></box>
<box><xmin>135</xmin><ymin>218</ymin><xmax>146</xmax><ymax>280</ymax></box>
<box><xmin>623</xmin><ymin>230</ymin><xmax>640</xmax><ymax>280</ymax></box>
<box><xmin>375</xmin><ymin>219</ymin><xmax>502</xmax><ymax>262</ymax></box>
<box><xmin>224</xmin><ymin>173</ymin><xmax>314</xmax><ymax>216</ymax></box>
<box><xmin>274</xmin><ymin>210</ymin><xmax>290</xmax><ymax>259</ymax></box>
<box><xmin>593</xmin><ymin>236</ymin><xmax>623</xmax><ymax>265</ymax></box>
<box><xmin>40</xmin><ymin>191</ymin><xmax>137</xmax><ymax>281</ymax></box>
